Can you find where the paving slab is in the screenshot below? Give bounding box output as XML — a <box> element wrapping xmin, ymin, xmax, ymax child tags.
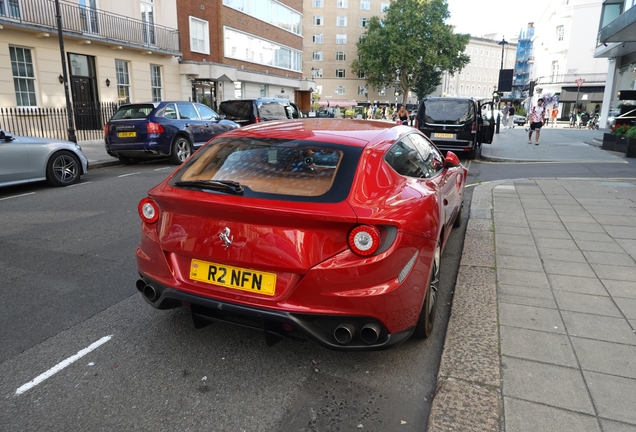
<box><xmin>495</xmin><ymin>233</ymin><xmax>536</xmax><ymax>246</ymax></box>
<box><xmin>561</xmin><ymin>311</ymin><xmax>636</xmax><ymax>345</ymax></box>
<box><xmin>569</xmin><ymin>231</ymin><xmax>616</xmax><ymax>243</ymax></box>
<box><xmin>547</xmin><ymin>274</ymin><xmax>608</xmax><ymax>295</ymax></box>
<box><xmin>553</xmin><ymin>291</ymin><xmax>621</xmax><ymax>317</ymax></box>
<box><xmin>497</xmin><ymin>255</ymin><xmax>544</xmax><ymax>272</ymax></box>
<box><xmin>599</xmin><ymin>419</ymin><xmax>636</xmax><ymax>432</ymax></box>
<box><xmin>503</xmin><ymin>397</ymin><xmax>600</xmax><ymax>432</ymax></box>
<box><xmin>571</xmin><ymin>337</ymin><xmax>636</xmax><ymax>380</ymax></box>
<box><xmin>496</xmin><ymin>225</ymin><xmax>531</xmax><ymax>236</ymax></box>
<box><xmin>538</xmin><ymin>247</ymin><xmax>586</xmax><ymax>263</ymax></box>
<box><xmin>614</xmin><ymin>297</ymin><xmax>636</xmax><ymax>319</ymax></box>
<box><xmin>497</xmin><ymin>268</ymin><xmax>550</xmax><ymax>289</ymax></box>
<box><xmin>575</xmin><ymin>240</ymin><xmax>626</xmax><ymax>253</ymax></box>
<box><xmin>499</xmin><ymin>303</ymin><xmax>565</xmax><ymax>334</ymax></box>
<box><xmin>543</xmin><ymin>260</ymin><xmax>596</xmax><ymax>278</ymax></box>
<box><xmin>582</xmin><ymin>251</ymin><xmax>636</xmax><ymax>266</ymax></box>
<box><xmin>584</xmin><ymin>371</ymin><xmax>636</xmax><ymax>425</ymax></box>
<box><xmin>616</xmin><ymin>239</ymin><xmax>636</xmax><ymax>260</ymax></box>
<box><xmin>501</xmin><ymin>356</ymin><xmax>594</xmax><ymax>414</ymax></box>
<box><xmin>496</xmin><ymin>243</ymin><xmax>540</xmax><ymax>258</ymax></box>
<box><xmin>592</xmin><ymin>264</ymin><xmax>636</xmax><ymax>282</ymax></box>
<box><xmin>531</xmin><ymin>229</ymin><xmax>572</xmax><ymax>239</ymax></box>
<box><xmin>604</xmin><ymin>225</ymin><xmax>636</xmax><ymax>239</ymax></box>
<box><xmin>498</xmin><ymin>285</ymin><xmax>557</xmax><ymax>309</ymax></box>
<box><xmin>535</xmin><ymin>237</ymin><xmax>579</xmax><ymax>250</ymax></box>
<box><xmin>500</xmin><ymin>326</ymin><xmax>578</xmax><ymax>368</ymax></box>
<box><xmin>603</xmin><ymin>280</ymin><xmax>636</xmax><ymax>299</ymax></box>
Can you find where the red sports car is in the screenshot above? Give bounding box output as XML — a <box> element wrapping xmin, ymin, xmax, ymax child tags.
<box><xmin>136</xmin><ymin>119</ymin><xmax>467</xmax><ymax>350</ymax></box>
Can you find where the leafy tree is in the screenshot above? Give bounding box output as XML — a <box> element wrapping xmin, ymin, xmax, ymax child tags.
<box><xmin>352</xmin><ymin>0</ymin><xmax>470</xmax><ymax>104</ymax></box>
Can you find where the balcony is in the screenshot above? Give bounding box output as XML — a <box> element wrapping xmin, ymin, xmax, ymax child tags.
<box><xmin>536</xmin><ymin>73</ymin><xmax>607</xmax><ymax>85</ymax></box>
<box><xmin>0</xmin><ymin>0</ymin><xmax>180</xmax><ymax>55</ymax></box>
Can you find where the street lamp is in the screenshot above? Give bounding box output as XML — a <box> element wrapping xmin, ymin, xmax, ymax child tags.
<box><xmin>54</xmin><ymin>0</ymin><xmax>77</xmax><ymax>143</ymax></box>
<box><xmin>495</xmin><ymin>36</ymin><xmax>509</xmax><ymax>134</ymax></box>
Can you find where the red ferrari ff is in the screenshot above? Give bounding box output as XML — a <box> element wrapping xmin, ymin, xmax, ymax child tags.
<box><xmin>136</xmin><ymin>119</ymin><xmax>467</xmax><ymax>350</ymax></box>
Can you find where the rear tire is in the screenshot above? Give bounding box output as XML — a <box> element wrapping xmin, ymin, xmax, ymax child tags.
<box><xmin>453</xmin><ymin>202</ymin><xmax>464</xmax><ymax>228</ymax></box>
<box><xmin>412</xmin><ymin>242</ymin><xmax>440</xmax><ymax>339</ymax></box>
<box><xmin>169</xmin><ymin>136</ymin><xmax>192</xmax><ymax>165</ymax></box>
<box><xmin>465</xmin><ymin>147</ymin><xmax>476</xmax><ymax>160</ymax></box>
<box><xmin>46</xmin><ymin>150</ymin><xmax>81</xmax><ymax>187</ymax></box>
<box><xmin>118</xmin><ymin>156</ymin><xmax>140</xmax><ymax>165</ymax></box>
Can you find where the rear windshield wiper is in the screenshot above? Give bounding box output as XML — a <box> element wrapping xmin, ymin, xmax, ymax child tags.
<box><xmin>174</xmin><ymin>180</ymin><xmax>244</xmax><ymax>195</ymax></box>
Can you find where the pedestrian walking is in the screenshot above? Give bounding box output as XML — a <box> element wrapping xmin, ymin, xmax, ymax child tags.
<box><xmin>367</xmin><ymin>106</ymin><xmax>373</xmax><ymax>120</ymax></box>
<box><xmin>527</xmin><ymin>98</ymin><xmax>546</xmax><ymax>145</ymax></box>
<box><xmin>334</xmin><ymin>105</ymin><xmax>342</xmax><ymax>118</ymax></box>
<box><xmin>397</xmin><ymin>106</ymin><xmax>409</xmax><ymax>125</ymax></box>
<box><xmin>551</xmin><ymin>106</ymin><xmax>558</xmax><ymax>127</ymax></box>
<box><xmin>502</xmin><ymin>103</ymin><xmax>510</xmax><ymax>129</ymax></box>
<box><xmin>507</xmin><ymin>105</ymin><xmax>515</xmax><ymax>128</ymax></box>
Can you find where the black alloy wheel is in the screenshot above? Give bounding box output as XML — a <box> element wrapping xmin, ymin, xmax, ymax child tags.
<box><xmin>412</xmin><ymin>242</ymin><xmax>441</xmax><ymax>339</ymax></box>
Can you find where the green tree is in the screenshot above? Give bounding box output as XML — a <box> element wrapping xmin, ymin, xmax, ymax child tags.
<box><xmin>352</xmin><ymin>0</ymin><xmax>470</xmax><ymax>104</ymax></box>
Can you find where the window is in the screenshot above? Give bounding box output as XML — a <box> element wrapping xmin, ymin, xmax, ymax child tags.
<box><xmin>224</xmin><ymin>27</ymin><xmax>302</xmax><ymax>72</ymax></box>
<box><xmin>313</xmin><ymin>34</ymin><xmax>323</xmax><ymax>43</ymax></box>
<box><xmin>9</xmin><ymin>46</ymin><xmax>36</xmax><ymax>106</ymax></box>
<box><xmin>460</xmin><ymin>84</ymin><xmax>464</xmax><ymax>95</ymax></box>
<box><xmin>358</xmin><ymin>85</ymin><xmax>367</xmax><ymax>96</ymax></box>
<box><xmin>337</xmin><ymin>0</ymin><xmax>348</xmax><ymax>7</ymax></box>
<box><xmin>313</xmin><ymin>15</ymin><xmax>323</xmax><ymax>25</ymax></box>
<box><xmin>360</xmin><ymin>0</ymin><xmax>370</xmax><ymax>10</ymax></box>
<box><xmin>115</xmin><ymin>60</ymin><xmax>131</xmax><ymax>104</ymax></box>
<box><xmin>312</xmin><ymin>68</ymin><xmax>323</xmax><ymax>78</ymax></box>
<box><xmin>0</xmin><ymin>0</ymin><xmax>21</xmax><ymax>18</ymax></box>
<box><xmin>189</xmin><ymin>16</ymin><xmax>209</xmax><ymax>54</ymax></box>
<box><xmin>336</xmin><ymin>51</ymin><xmax>346</xmax><ymax>61</ymax></box>
<box><xmin>336</xmin><ymin>69</ymin><xmax>345</xmax><ymax>78</ymax></box>
<box><xmin>234</xmin><ymin>81</ymin><xmax>242</xmax><ymax>98</ymax></box>
<box><xmin>150</xmin><ymin>65</ymin><xmax>162</xmax><ymax>102</ymax></box>
<box><xmin>479</xmin><ymin>59</ymin><xmax>483</xmax><ymax>67</ymax></box>
<box><xmin>223</xmin><ymin>0</ymin><xmax>302</xmax><ymax>35</ymax></box>
<box><xmin>313</xmin><ymin>0</ymin><xmax>323</xmax><ymax>6</ymax></box>
<box><xmin>556</xmin><ymin>25</ymin><xmax>564</xmax><ymax>41</ymax></box>
<box><xmin>176</xmin><ymin>102</ymin><xmax>199</xmax><ymax>120</ymax></box>
<box><xmin>480</xmin><ymin>49</ymin><xmax>483</xmax><ymax>55</ymax></box>
<box><xmin>336</xmin><ymin>16</ymin><xmax>347</xmax><ymax>26</ymax></box>
<box><xmin>551</xmin><ymin>61</ymin><xmax>559</xmax><ymax>82</ymax></box>
<box><xmin>357</xmin><ymin>71</ymin><xmax>366</xmax><ymax>79</ymax></box>
<box><xmin>79</xmin><ymin>0</ymin><xmax>99</xmax><ymax>34</ymax></box>
<box><xmin>260</xmin><ymin>84</ymin><xmax>267</xmax><ymax>97</ymax></box>
<box><xmin>335</xmin><ymin>86</ymin><xmax>345</xmax><ymax>95</ymax></box>
<box><xmin>360</xmin><ymin>17</ymin><xmax>369</xmax><ymax>27</ymax></box>
<box><xmin>378</xmin><ymin>88</ymin><xmax>386</xmax><ymax>96</ymax></box>
<box><xmin>313</xmin><ymin>51</ymin><xmax>323</xmax><ymax>61</ymax></box>
<box><xmin>384</xmin><ymin>135</ymin><xmax>443</xmax><ymax>179</ymax></box>
<box><xmin>141</xmin><ymin>0</ymin><xmax>155</xmax><ymax>45</ymax></box>
<box><xmin>381</xmin><ymin>2</ymin><xmax>389</xmax><ymax>12</ymax></box>
<box><xmin>336</xmin><ymin>34</ymin><xmax>347</xmax><ymax>44</ymax></box>
<box><xmin>196</xmin><ymin>104</ymin><xmax>219</xmax><ymax>121</ymax></box>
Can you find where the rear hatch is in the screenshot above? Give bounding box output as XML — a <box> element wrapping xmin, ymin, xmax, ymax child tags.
<box><xmin>106</xmin><ymin>104</ymin><xmax>155</xmax><ymax>150</ymax></box>
<box><xmin>152</xmin><ymin>137</ymin><xmax>363</xmax><ymax>300</ymax></box>
<box><xmin>218</xmin><ymin>100</ymin><xmax>255</xmax><ymax>126</ymax></box>
<box><xmin>419</xmin><ymin>99</ymin><xmax>474</xmax><ymax>143</ymax></box>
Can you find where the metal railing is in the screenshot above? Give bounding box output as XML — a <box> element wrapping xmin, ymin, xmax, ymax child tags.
<box><xmin>0</xmin><ymin>0</ymin><xmax>180</xmax><ymax>54</ymax></box>
<box><xmin>536</xmin><ymin>73</ymin><xmax>607</xmax><ymax>85</ymax></box>
<box><xmin>0</xmin><ymin>102</ymin><xmax>118</xmax><ymax>141</ymax></box>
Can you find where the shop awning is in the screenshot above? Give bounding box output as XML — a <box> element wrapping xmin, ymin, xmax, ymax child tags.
<box><xmin>558</xmin><ymin>86</ymin><xmax>605</xmax><ymax>102</ymax></box>
<box><xmin>317</xmin><ymin>99</ymin><xmax>359</xmax><ymax>108</ymax></box>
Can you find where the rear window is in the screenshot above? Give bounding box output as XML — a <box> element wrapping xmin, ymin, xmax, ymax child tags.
<box><xmin>421</xmin><ymin>100</ymin><xmax>473</xmax><ymax>125</ymax></box>
<box><xmin>111</xmin><ymin>104</ymin><xmax>154</xmax><ymax>120</ymax></box>
<box><xmin>258</xmin><ymin>102</ymin><xmax>289</xmax><ymax>120</ymax></box>
<box><xmin>169</xmin><ymin>137</ymin><xmax>362</xmax><ymax>202</ymax></box>
<box><xmin>219</xmin><ymin>101</ymin><xmax>253</xmax><ymax>121</ymax></box>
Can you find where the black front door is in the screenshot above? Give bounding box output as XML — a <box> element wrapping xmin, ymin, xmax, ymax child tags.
<box><xmin>68</xmin><ymin>53</ymin><xmax>100</xmax><ymax>131</ymax></box>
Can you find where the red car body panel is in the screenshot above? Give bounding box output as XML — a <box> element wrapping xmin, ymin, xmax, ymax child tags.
<box><xmin>136</xmin><ymin>119</ymin><xmax>467</xmax><ymax>350</ymax></box>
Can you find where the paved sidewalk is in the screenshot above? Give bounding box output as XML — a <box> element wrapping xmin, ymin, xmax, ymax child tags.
<box><xmin>428</xmin><ymin>180</ymin><xmax>636</xmax><ymax>431</ymax></box>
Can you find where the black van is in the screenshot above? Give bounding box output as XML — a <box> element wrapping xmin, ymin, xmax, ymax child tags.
<box><xmin>218</xmin><ymin>98</ymin><xmax>302</xmax><ymax>127</ymax></box>
<box><xmin>414</xmin><ymin>97</ymin><xmax>495</xmax><ymax>159</ymax></box>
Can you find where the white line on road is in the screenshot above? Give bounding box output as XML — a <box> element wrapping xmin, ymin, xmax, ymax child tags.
<box><xmin>68</xmin><ymin>181</ymin><xmax>93</xmax><ymax>187</ymax></box>
<box><xmin>154</xmin><ymin>167</ymin><xmax>171</xmax><ymax>171</ymax></box>
<box><xmin>118</xmin><ymin>172</ymin><xmax>141</xmax><ymax>178</ymax></box>
<box><xmin>0</xmin><ymin>192</ymin><xmax>35</xmax><ymax>201</ymax></box>
<box><xmin>15</xmin><ymin>335</ymin><xmax>113</xmax><ymax>395</ymax></box>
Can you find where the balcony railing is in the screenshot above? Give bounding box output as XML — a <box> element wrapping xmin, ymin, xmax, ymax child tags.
<box><xmin>536</xmin><ymin>73</ymin><xmax>607</xmax><ymax>85</ymax></box>
<box><xmin>0</xmin><ymin>0</ymin><xmax>180</xmax><ymax>54</ymax></box>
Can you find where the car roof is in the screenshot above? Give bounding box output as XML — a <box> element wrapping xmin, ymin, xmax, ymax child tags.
<box><xmin>218</xmin><ymin>118</ymin><xmax>403</xmax><ymax>148</ymax></box>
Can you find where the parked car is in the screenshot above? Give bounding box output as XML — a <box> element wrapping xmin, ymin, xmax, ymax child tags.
<box><xmin>409</xmin><ymin>109</ymin><xmax>418</xmax><ymax>121</ymax></box>
<box><xmin>135</xmin><ymin>119</ymin><xmax>467</xmax><ymax>350</ymax></box>
<box><xmin>414</xmin><ymin>97</ymin><xmax>495</xmax><ymax>159</ymax></box>
<box><xmin>606</xmin><ymin>109</ymin><xmax>621</xmax><ymax>129</ymax></box>
<box><xmin>513</xmin><ymin>114</ymin><xmax>527</xmax><ymax>126</ymax></box>
<box><xmin>105</xmin><ymin>101</ymin><xmax>239</xmax><ymax>165</ymax></box>
<box><xmin>218</xmin><ymin>98</ymin><xmax>302</xmax><ymax>127</ymax></box>
<box><xmin>0</xmin><ymin>129</ymin><xmax>88</xmax><ymax>188</ymax></box>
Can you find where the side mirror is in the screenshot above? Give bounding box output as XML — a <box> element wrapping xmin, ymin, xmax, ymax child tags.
<box><xmin>444</xmin><ymin>151</ymin><xmax>461</xmax><ymax>168</ymax></box>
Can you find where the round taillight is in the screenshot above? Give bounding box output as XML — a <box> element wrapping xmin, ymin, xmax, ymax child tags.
<box><xmin>138</xmin><ymin>198</ymin><xmax>159</xmax><ymax>224</ymax></box>
<box><xmin>348</xmin><ymin>225</ymin><xmax>381</xmax><ymax>256</ymax></box>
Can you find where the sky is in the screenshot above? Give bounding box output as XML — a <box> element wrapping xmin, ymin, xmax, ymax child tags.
<box><xmin>446</xmin><ymin>0</ymin><xmax>549</xmax><ymax>41</ymax></box>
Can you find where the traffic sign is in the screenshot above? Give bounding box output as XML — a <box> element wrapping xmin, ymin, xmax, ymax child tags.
<box><xmin>575</xmin><ymin>78</ymin><xmax>585</xmax><ymax>88</ymax></box>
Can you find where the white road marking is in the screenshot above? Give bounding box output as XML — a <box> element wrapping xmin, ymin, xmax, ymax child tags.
<box><xmin>154</xmin><ymin>167</ymin><xmax>171</xmax><ymax>171</ymax></box>
<box><xmin>68</xmin><ymin>182</ymin><xmax>93</xmax><ymax>187</ymax></box>
<box><xmin>0</xmin><ymin>192</ymin><xmax>35</xmax><ymax>201</ymax></box>
<box><xmin>15</xmin><ymin>335</ymin><xmax>113</xmax><ymax>395</ymax></box>
<box><xmin>118</xmin><ymin>172</ymin><xmax>140</xmax><ymax>178</ymax></box>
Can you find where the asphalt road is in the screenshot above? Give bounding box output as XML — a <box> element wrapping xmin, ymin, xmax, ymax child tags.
<box><xmin>0</xmin><ymin>161</ymin><xmax>470</xmax><ymax>431</ymax></box>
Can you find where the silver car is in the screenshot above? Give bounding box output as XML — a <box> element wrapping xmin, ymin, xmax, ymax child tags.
<box><xmin>0</xmin><ymin>129</ymin><xmax>88</xmax><ymax>188</ymax></box>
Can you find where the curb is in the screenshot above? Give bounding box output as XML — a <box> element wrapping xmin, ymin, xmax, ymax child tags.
<box><xmin>427</xmin><ymin>182</ymin><xmax>503</xmax><ymax>432</ymax></box>
<box><xmin>89</xmin><ymin>159</ymin><xmax>122</xmax><ymax>169</ymax></box>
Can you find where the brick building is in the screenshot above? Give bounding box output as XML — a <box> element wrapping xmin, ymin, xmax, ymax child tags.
<box><xmin>177</xmin><ymin>0</ymin><xmax>314</xmax><ymax>111</ymax></box>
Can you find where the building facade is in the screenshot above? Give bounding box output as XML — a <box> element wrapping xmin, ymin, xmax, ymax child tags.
<box><xmin>177</xmin><ymin>0</ymin><xmax>314</xmax><ymax>112</ymax></box>
<box><xmin>531</xmin><ymin>0</ymin><xmax>608</xmax><ymax>118</ymax></box>
<box><xmin>0</xmin><ymin>0</ymin><xmax>182</xmax><ymax>110</ymax></box>
<box><xmin>303</xmin><ymin>0</ymin><xmax>414</xmax><ymax>108</ymax></box>
<box><xmin>512</xmin><ymin>24</ymin><xmax>534</xmax><ymax>100</ymax></box>
<box><xmin>433</xmin><ymin>37</ymin><xmax>517</xmax><ymax>100</ymax></box>
<box><xmin>594</xmin><ymin>0</ymin><xmax>636</xmax><ymax>127</ymax></box>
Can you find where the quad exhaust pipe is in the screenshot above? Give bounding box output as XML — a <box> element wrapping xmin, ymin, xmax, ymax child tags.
<box><xmin>333</xmin><ymin>323</ymin><xmax>356</xmax><ymax>344</ymax></box>
<box><xmin>360</xmin><ymin>323</ymin><xmax>381</xmax><ymax>345</ymax></box>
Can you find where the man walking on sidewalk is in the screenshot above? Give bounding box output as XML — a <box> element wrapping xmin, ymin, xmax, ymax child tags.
<box><xmin>528</xmin><ymin>98</ymin><xmax>546</xmax><ymax>145</ymax></box>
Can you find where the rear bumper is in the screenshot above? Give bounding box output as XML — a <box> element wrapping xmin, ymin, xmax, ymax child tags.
<box><xmin>105</xmin><ymin>138</ymin><xmax>169</xmax><ymax>158</ymax></box>
<box><xmin>136</xmin><ymin>275</ymin><xmax>414</xmax><ymax>351</ymax></box>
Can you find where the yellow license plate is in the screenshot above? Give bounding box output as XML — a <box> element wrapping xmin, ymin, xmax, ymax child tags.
<box><xmin>433</xmin><ymin>133</ymin><xmax>454</xmax><ymax>138</ymax></box>
<box><xmin>189</xmin><ymin>259</ymin><xmax>276</xmax><ymax>296</ymax></box>
<box><xmin>118</xmin><ymin>131</ymin><xmax>137</xmax><ymax>138</ymax></box>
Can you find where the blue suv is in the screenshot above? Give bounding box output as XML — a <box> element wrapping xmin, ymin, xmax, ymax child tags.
<box><xmin>105</xmin><ymin>101</ymin><xmax>239</xmax><ymax>165</ymax></box>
